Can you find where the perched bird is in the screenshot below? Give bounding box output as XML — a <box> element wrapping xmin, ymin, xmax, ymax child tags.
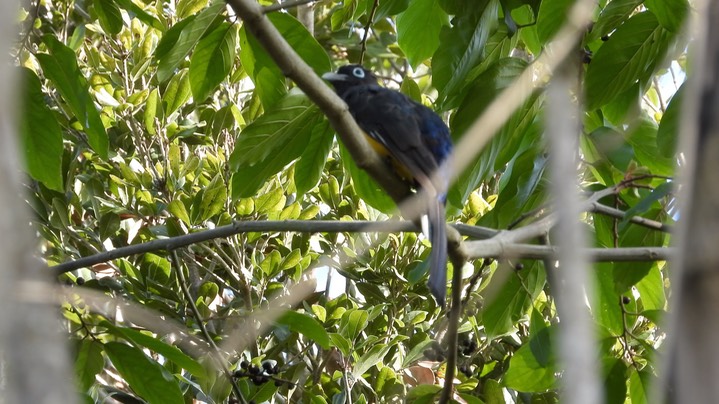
<box><xmin>322</xmin><ymin>65</ymin><xmax>453</xmax><ymax>306</ymax></box>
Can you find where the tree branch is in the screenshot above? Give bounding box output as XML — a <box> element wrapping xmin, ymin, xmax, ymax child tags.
<box><xmin>52</xmin><ymin>220</ymin><xmax>493</xmax><ymax>274</ymax></box>
<box><xmin>464</xmin><ymin>243</ymin><xmax>673</xmax><ymax>262</ymax></box>
<box><xmin>588</xmin><ymin>202</ymin><xmax>673</xmax><ymax>233</ymax></box>
<box><xmin>52</xmin><ymin>217</ymin><xmax>672</xmax><ymax>277</ymax></box>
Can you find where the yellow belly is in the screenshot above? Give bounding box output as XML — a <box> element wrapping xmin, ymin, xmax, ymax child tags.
<box><xmin>364</xmin><ymin>132</ymin><xmax>413</xmax><ymax>181</ymax></box>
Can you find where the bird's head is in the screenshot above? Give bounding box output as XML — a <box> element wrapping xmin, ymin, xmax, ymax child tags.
<box><xmin>322</xmin><ymin>65</ymin><xmax>378</xmax><ymax>97</ymax></box>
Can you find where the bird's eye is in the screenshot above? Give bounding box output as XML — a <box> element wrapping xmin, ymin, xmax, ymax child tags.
<box><xmin>352</xmin><ymin>67</ymin><xmax>365</xmax><ymax>78</ymax></box>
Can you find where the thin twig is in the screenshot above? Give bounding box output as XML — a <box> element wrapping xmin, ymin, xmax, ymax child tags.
<box><xmin>359</xmin><ymin>0</ymin><xmax>380</xmax><ymax>64</ymax></box>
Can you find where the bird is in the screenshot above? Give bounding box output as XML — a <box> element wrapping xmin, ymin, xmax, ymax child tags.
<box><xmin>322</xmin><ymin>65</ymin><xmax>453</xmax><ymax>306</ymax></box>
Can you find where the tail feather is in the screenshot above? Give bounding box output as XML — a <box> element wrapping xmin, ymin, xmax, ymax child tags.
<box><xmin>426</xmin><ymin>196</ymin><xmax>447</xmax><ymax>307</ymax></box>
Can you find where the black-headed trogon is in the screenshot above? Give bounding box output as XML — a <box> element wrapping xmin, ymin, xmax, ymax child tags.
<box><xmin>322</xmin><ymin>65</ymin><xmax>453</xmax><ymax>306</ymax></box>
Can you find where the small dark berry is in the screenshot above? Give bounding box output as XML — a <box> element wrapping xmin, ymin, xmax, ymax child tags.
<box><xmin>240</xmin><ymin>360</ymin><xmax>249</xmax><ymax>369</ymax></box>
<box><xmin>273</xmin><ymin>365</ymin><xmax>280</xmax><ymax>374</ymax></box>
<box><xmin>262</xmin><ymin>359</ymin><xmax>278</xmax><ymax>373</ymax></box>
<box><xmin>248</xmin><ymin>364</ymin><xmax>260</xmax><ymax>375</ymax></box>
<box><xmin>76</xmin><ymin>277</ymin><xmax>85</xmax><ymax>285</ymax></box>
<box><xmin>233</xmin><ymin>369</ymin><xmax>244</xmax><ymax>378</ymax></box>
<box><xmin>424</xmin><ymin>348</ymin><xmax>437</xmax><ymax>360</ymax></box>
<box><xmin>274</xmin><ymin>380</ymin><xmax>284</xmax><ymax>387</ymax></box>
<box><xmin>622</xmin><ymin>296</ymin><xmax>631</xmax><ymax>305</ymax></box>
<box><xmin>601</xmin><ymin>35</ymin><xmax>610</xmax><ymax>41</ymax></box>
<box><xmin>515</xmin><ymin>263</ymin><xmax>524</xmax><ymax>271</ymax></box>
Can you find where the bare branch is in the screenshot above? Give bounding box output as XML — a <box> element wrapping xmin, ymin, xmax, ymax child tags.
<box><xmin>464</xmin><ymin>243</ymin><xmax>674</xmax><ymax>262</ymax></box>
<box><xmin>588</xmin><ymin>202</ymin><xmax>673</xmax><ymax>233</ymax></box>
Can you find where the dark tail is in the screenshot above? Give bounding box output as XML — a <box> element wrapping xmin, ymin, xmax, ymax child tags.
<box><xmin>426</xmin><ymin>196</ymin><xmax>447</xmax><ymax>307</ymax></box>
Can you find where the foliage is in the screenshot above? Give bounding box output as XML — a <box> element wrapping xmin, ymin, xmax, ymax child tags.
<box><xmin>14</xmin><ymin>0</ymin><xmax>686</xmax><ymax>402</ymax></box>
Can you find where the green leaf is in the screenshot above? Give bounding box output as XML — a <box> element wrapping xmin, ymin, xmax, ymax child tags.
<box><xmin>144</xmin><ymin>88</ymin><xmax>162</xmax><ymax>134</ymax></box>
<box><xmin>449</xmin><ymin>57</ymin><xmax>538</xmax><ymax>208</ymax></box>
<box><xmin>75</xmin><ymin>340</ymin><xmax>104</xmax><ymax>391</ymax></box>
<box><xmin>352</xmin><ymin>344</ymin><xmax>390</xmax><ymax>378</ymax></box>
<box><xmin>280</xmin><ymin>249</ymin><xmax>302</xmax><ymax>271</ymax></box>
<box><xmin>432</xmin><ymin>0</ymin><xmax>499</xmax><ymax>108</ymax></box>
<box><xmin>406</xmin><ymin>385</ymin><xmax>442</xmax><ymax>402</ymax></box>
<box><xmin>255</xmin><ymin>187</ymin><xmax>286</xmax><ymax>214</ymax></box>
<box><xmin>657</xmin><ymin>82</ymin><xmax>685</xmax><ymax>157</ymax></box>
<box><xmin>588</xmin><ymin>0</ymin><xmax>644</xmax><ymax>42</ymax></box>
<box><xmin>37</xmin><ymin>35</ymin><xmax>108</xmax><ymax>158</ymax></box>
<box><xmin>155</xmin><ymin>15</ymin><xmax>196</xmax><ymax>62</ymax></box>
<box><xmin>229</xmin><ymin>96</ymin><xmax>321</xmax><ymax>199</ymax></box>
<box><xmin>645</xmin><ymin>0</ymin><xmax>689</xmax><ymax>33</ymax></box>
<box><xmin>339</xmin><ymin>309</ymin><xmax>369</xmax><ymax>342</ymax></box>
<box><xmin>585</xmin><ymin>12</ymin><xmax>673</xmax><ymax>110</ymax></box>
<box><xmin>375</xmin><ymin>0</ymin><xmax>410</xmax><ymax>19</ymax></box>
<box><xmin>104</xmin><ymin>342</ymin><xmax>184</xmax><ymax>404</ymax></box>
<box><xmin>240</xmin><ymin>12</ymin><xmax>331</xmax><ymax>108</ymax></box>
<box><xmin>19</xmin><ymin>68</ymin><xmax>64</xmax><ymax>191</ymax></box>
<box><xmin>400</xmin><ymin>78</ymin><xmax>422</xmax><ymax>102</ymax></box>
<box><xmin>503</xmin><ymin>326</ymin><xmax>556</xmax><ymax>392</ymax></box>
<box><xmin>329</xmin><ymin>333</ymin><xmax>352</xmax><ymax>357</ymax></box>
<box><xmin>621</xmin><ymin>181</ymin><xmax>672</xmax><ymax>228</ymax></box>
<box><xmin>177</xmin><ymin>0</ymin><xmax>209</xmax><ymax>18</ymax></box>
<box><xmin>635</xmin><ymin>266</ymin><xmax>666</xmax><ymax>311</ymax></box>
<box><xmin>156</xmin><ymin>1</ymin><xmax>225</xmax><ymax>83</ymax></box>
<box><xmin>604</xmin><ymin>358</ymin><xmax>628</xmax><ymax>404</ymax></box>
<box><xmin>277</xmin><ymin>311</ymin><xmax>331</xmax><ymax>349</ymax></box>
<box><xmin>536</xmin><ymin>0</ymin><xmax>573</xmax><ymax>44</ymax></box>
<box><xmin>587</xmin><ymin>126</ymin><xmax>634</xmax><ymax>172</ymax></box>
<box><xmin>199</xmin><ymin>173</ymin><xmax>227</xmax><ymax>220</ymax></box>
<box><xmin>230</xmin><ymin>94</ymin><xmax>317</xmax><ymax>168</ymax></box>
<box><xmin>93</xmin><ymin>0</ymin><xmax>124</xmax><ymax>35</ymax></box>
<box><xmin>482</xmin><ymin>262</ymin><xmax>545</xmax><ymax>338</ymax></box>
<box><xmin>339</xmin><ymin>142</ymin><xmax>396</xmax><ymax>213</ymax></box>
<box><xmin>396</xmin><ymin>0</ymin><xmax>448</xmax><ymax>68</ymax></box>
<box><xmin>103</xmin><ymin>323</ymin><xmax>207</xmax><ymax>379</ymax></box>
<box><xmin>189</xmin><ymin>22</ymin><xmax>237</xmax><ymax>102</ymax></box>
<box><xmin>476</xmin><ymin>144</ymin><xmax>546</xmax><ymax>229</ymax></box>
<box><xmin>626</xmin><ymin>115</ymin><xmax>675</xmax><ymax>176</ymax></box>
<box><xmin>114</xmin><ymin>0</ymin><xmax>164</xmax><ymax>30</ymax></box>
<box><xmin>260</xmin><ymin>250</ymin><xmax>282</xmax><ymax>276</ymax></box>
<box><xmin>594</xmin><ymin>263</ymin><xmax>623</xmax><ymax>335</ymax></box>
<box><xmin>162</xmin><ymin>68</ymin><xmax>192</xmax><ymax>116</ymax></box>
<box><xmin>295</xmin><ymin>119</ymin><xmax>333</xmax><ymax>195</ymax></box>
<box><xmin>628</xmin><ymin>368</ymin><xmax>652</xmax><ymax>403</ymax></box>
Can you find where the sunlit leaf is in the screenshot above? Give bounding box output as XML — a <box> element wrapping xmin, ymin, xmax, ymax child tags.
<box><xmin>189</xmin><ymin>22</ymin><xmax>237</xmax><ymax>102</ymax></box>
<box><xmin>396</xmin><ymin>0</ymin><xmax>448</xmax><ymax>68</ymax></box>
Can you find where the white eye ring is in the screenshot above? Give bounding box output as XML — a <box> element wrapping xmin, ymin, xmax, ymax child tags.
<box><xmin>352</xmin><ymin>67</ymin><xmax>365</xmax><ymax>78</ymax></box>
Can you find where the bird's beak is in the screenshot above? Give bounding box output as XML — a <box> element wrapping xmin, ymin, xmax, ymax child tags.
<box><xmin>321</xmin><ymin>72</ymin><xmax>348</xmax><ymax>82</ymax></box>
